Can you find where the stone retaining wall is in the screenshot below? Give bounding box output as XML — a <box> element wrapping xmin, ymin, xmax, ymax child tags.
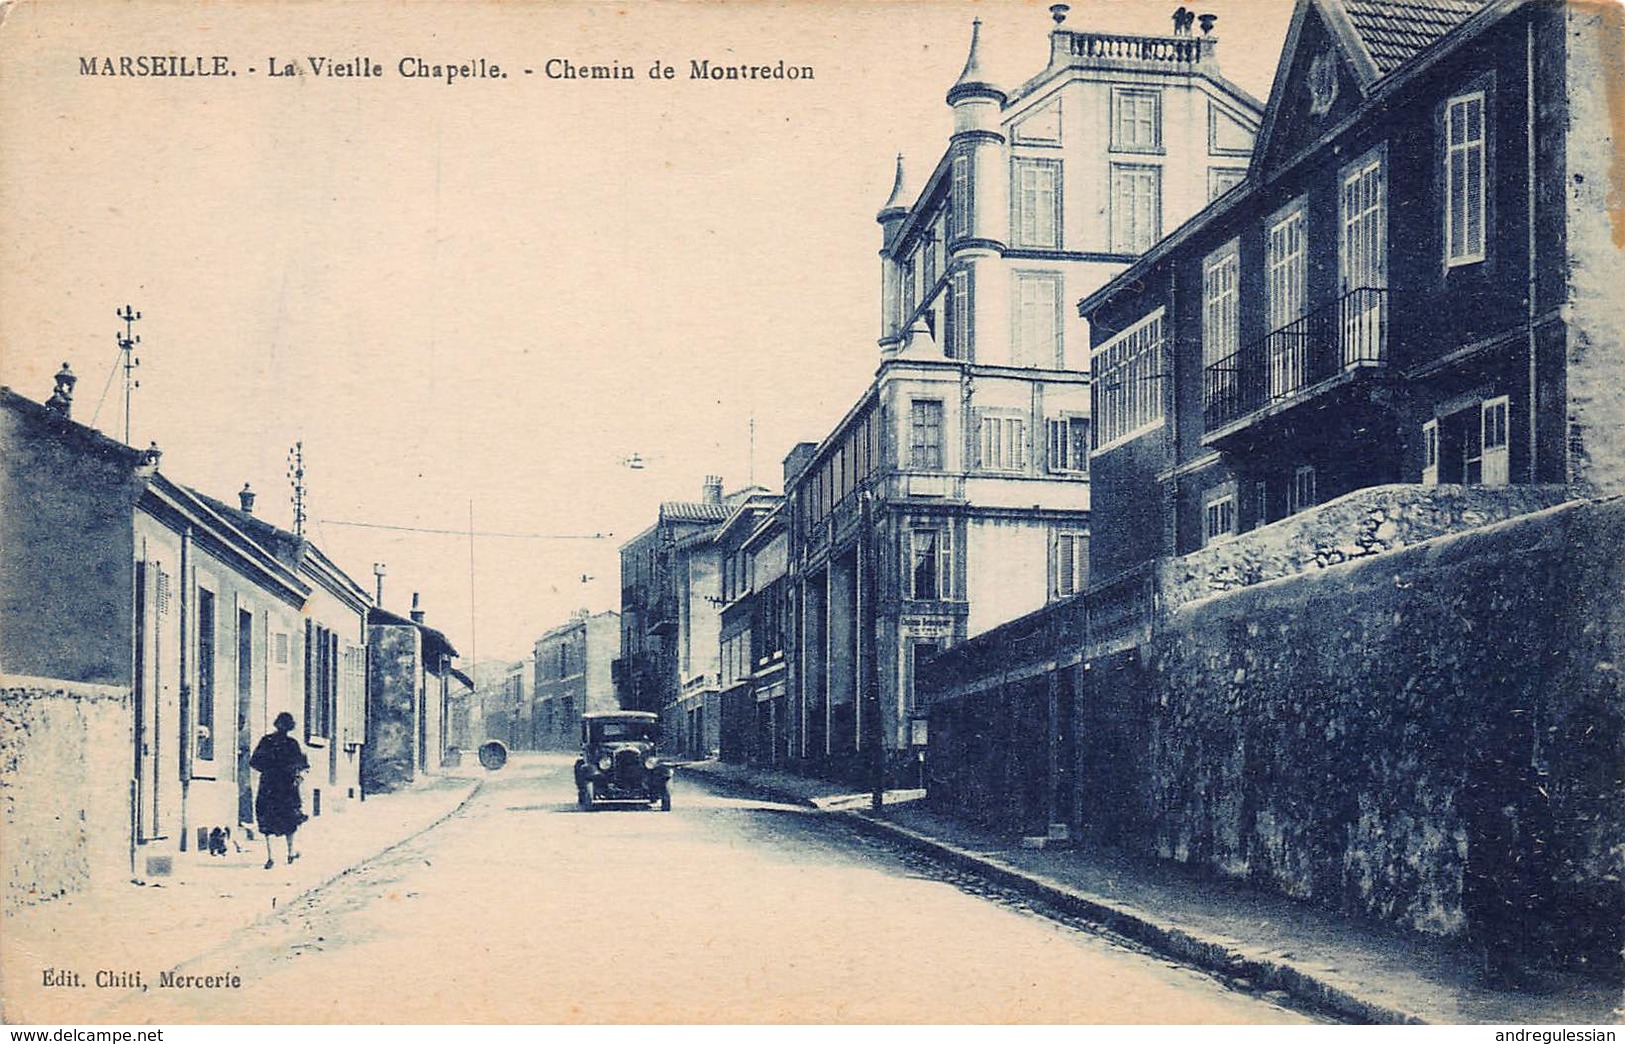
<box><xmin>1</xmin><ymin>676</ymin><xmax>131</xmax><ymax>911</ymax></box>
<box><xmin>1157</xmin><ymin>484</ymin><xmax>1574</xmax><ymax>609</ymax></box>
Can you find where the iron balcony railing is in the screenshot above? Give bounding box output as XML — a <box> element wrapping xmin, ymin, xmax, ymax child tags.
<box><xmin>1203</xmin><ymin>287</ymin><xmax>1388</xmax><ymax>433</ymax></box>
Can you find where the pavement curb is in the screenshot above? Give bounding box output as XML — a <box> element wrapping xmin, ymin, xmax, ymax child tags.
<box><xmin>837</xmin><ymin>810</ymin><xmax>1423</xmax><ymax>1027</ymax></box>
<box><xmin>675</xmin><ymin>763</ymin><xmax>820</xmax><ymax>809</ymax></box>
<box><xmin>263</xmin><ymin>777</ymin><xmax>485</xmax><ymax>923</ymax></box>
<box><xmin>682</xmin><ymin>764</ymin><xmax>1421</xmax><ymax>1026</ymax></box>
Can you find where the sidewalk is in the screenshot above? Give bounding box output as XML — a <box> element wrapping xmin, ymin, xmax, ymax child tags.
<box><xmin>2</xmin><ymin>771</ymin><xmax>481</xmax><ymax>1025</ymax></box>
<box><xmin>682</xmin><ymin>758</ymin><xmax>1623</xmax><ymax>1026</ymax></box>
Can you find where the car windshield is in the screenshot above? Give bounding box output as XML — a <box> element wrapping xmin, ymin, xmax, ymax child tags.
<box><xmin>591</xmin><ymin>721</ymin><xmax>657</xmax><ymax>743</ymax></box>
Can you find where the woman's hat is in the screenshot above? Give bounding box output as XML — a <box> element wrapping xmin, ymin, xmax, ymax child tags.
<box><xmin>274</xmin><ymin>711</ymin><xmax>296</xmax><ymax>731</ymax></box>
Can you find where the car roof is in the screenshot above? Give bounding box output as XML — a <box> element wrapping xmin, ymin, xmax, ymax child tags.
<box><xmin>582</xmin><ymin>711</ymin><xmax>659</xmax><ymax>722</ymax></box>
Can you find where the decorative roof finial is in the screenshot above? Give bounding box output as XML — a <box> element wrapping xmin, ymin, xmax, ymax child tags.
<box><xmin>1050</xmin><ymin>4</ymin><xmax>1070</xmax><ymax>26</ymax></box>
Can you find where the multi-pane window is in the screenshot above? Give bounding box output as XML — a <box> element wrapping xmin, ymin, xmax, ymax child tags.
<box><xmin>1208</xmin><ymin>168</ymin><xmax>1246</xmax><ymax>202</ymax></box>
<box><xmin>1267</xmin><ymin>204</ymin><xmax>1307</xmax><ymax>398</ymax></box>
<box><xmin>1054</xmin><ymin>531</ymin><xmax>1089</xmax><ymax>599</ymax></box>
<box><xmin>949</xmin><ymin>268</ymin><xmax>973</xmax><ymax>360</ymax></box>
<box><xmin>1482</xmin><ymin>396</ymin><xmax>1509</xmax><ymax>485</ymax></box>
<box><xmin>951</xmin><ymin>151</ymin><xmax>973</xmax><ymax>240</ymax></box>
<box><xmin>1012</xmin><ymin>272</ymin><xmax>1063</xmax><ymax>368</ymax></box>
<box><xmin>1011</xmin><ymin>158</ymin><xmax>1061</xmax><ymax>249</ymax></box>
<box><xmin>1445</xmin><ymin>91</ymin><xmax>1486</xmax><ymax>266</ymax></box>
<box><xmin>1047</xmin><ymin>416</ymin><xmax>1090</xmax><ymax>474</ymax></box>
<box><xmin>922</xmin><ymin>224</ymin><xmax>939</xmax><ymax>290</ymax></box>
<box><xmin>1289</xmin><ymin>465</ymin><xmax>1317</xmax><ymax>514</ymax></box>
<box><xmin>1092</xmin><ymin>311</ymin><xmax>1165</xmax><ymax>448</ymax></box>
<box><xmin>909</xmin><ymin>527</ymin><xmax>952</xmax><ymax>601</ymax></box>
<box><xmin>1204</xmin><ymin>493</ymin><xmax>1236</xmax><ymax>545</ymax></box>
<box><xmin>1341</xmin><ymin>152</ymin><xmax>1387</xmax><ymax>290</ymax></box>
<box><xmin>1203</xmin><ymin>243</ymin><xmax>1241</xmax><ymax>406</ymax></box>
<box><xmin>1422</xmin><ymin>420</ymin><xmax>1440</xmax><ymax>486</ymax></box>
<box><xmin>901</xmin><ymin>258</ymin><xmax>916</xmax><ymax>321</ymax></box>
<box><xmin>1111</xmin><ymin>165</ymin><xmax>1162</xmax><ymax>254</ymax></box>
<box><xmin>306</xmin><ymin>621</ymin><xmax>336</xmax><ymax>741</ymax></box>
<box><xmin>977</xmin><ymin>412</ymin><xmax>1028</xmax><ymax>472</ymax></box>
<box><xmin>1112</xmin><ymin>89</ymin><xmax>1162</xmax><ymax>152</ymax></box>
<box><xmin>909</xmin><ymin>399</ymin><xmax>944</xmax><ymax>470</ymax></box>
<box><xmin>1204</xmin><ymin>243</ymin><xmax>1240</xmax><ymax>368</ymax></box>
<box><xmin>908</xmin><ymin>642</ymin><xmax>942</xmax><ymax>712</ymax></box>
<box><xmin>196</xmin><ymin>589</ymin><xmax>216</xmax><ymax>763</ymax></box>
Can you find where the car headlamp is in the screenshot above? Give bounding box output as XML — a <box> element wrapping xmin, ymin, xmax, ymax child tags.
<box><xmin>642</xmin><ymin>753</ymin><xmax>658</xmax><ymax>771</ymax></box>
<box><xmin>597</xmin><ymin>754</ymin><xmax>612</xmax><ymax>772</ymax></box>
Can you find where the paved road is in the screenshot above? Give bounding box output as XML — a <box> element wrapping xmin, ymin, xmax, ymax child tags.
<box><xmin>111</xmin><ymin>755</ymin><xmax>1314</xmax><ymax>1024</ymax></box>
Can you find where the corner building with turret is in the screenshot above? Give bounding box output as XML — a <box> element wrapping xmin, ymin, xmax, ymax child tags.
<box><xmin>778</xmin><ymin>10</ymin><xmax>1263</xmax><ymax>781</ymax></box>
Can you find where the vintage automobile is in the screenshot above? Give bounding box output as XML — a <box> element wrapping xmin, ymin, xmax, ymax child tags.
<box><xmin>574</xmin><ymin>711</ymin><xmax>673</xmax><ymax>811</ymax></box>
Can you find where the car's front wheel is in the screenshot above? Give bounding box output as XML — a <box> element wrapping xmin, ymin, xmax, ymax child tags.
<box><xmin>577</xmin><ymin>785</ymin><xmax>591</xmax><ymax>810</ymax></box>
<box><xmin>659</xmin><ymin>786</ymin><xmax>672</xmax><ymax>812</ymax></box>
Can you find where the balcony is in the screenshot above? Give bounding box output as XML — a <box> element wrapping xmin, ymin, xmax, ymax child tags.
<box><xmin>1053</xmin><ymin>30</ymin><xmax>1214</xmax><ymax>73</ymax></box>
<box><xmin>1203</xmin><ymin>288</ymin><xmax>1388</xmax><ymax>441</ymax></box>
<box><xmin>645</xmin><ymin>594</ymin><xmax>678</xmax><ymax>637</ymax></box>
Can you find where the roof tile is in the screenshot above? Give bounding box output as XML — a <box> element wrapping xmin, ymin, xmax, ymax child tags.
<box><xmin>1340</xmin><ymin>0</ymin><xmax>1490</xmax><ymax>74</ymax></box>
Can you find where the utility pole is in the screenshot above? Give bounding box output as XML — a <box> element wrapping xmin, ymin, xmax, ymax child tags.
<box><xmin>287</xmin><ymin>442</ymin><xmax>307</xmax><ymax>538</ymax></box>
<box><xmin>116</xmin><ymin>305</ymin><xmax>141</xmax><ymax>444</ymax></box>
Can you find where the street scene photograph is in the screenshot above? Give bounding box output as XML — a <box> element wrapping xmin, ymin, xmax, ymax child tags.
<box><xmin>1</xmin><ymin>0</ymin><xmax>1622</xmax><ymax>1029</ymax></box>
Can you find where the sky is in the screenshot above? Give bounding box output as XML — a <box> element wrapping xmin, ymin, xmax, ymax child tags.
<box><xmin>0</xmin><ymin>0</ymin><xmax>1292</xmax><ymax>663</ymax></box>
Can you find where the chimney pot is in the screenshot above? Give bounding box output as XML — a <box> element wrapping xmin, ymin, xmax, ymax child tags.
<box><xmin>410</xmin><ymin>591</ymin><xmax>425</xmax><ymax>624</ymax></box>
<box><xmin>44</xmin><ymin>362</ymin><xmax>77</xmax><ymax>418</ymax></box>
<box><xmin>703</xmin><ymin>475</ymin><xmax>723</xmax><ymax>506</ymax></box>
<box><xmin>239</xmin><ymin>482</ymin><xmax>257</xmax><ymax>514</ymax></box>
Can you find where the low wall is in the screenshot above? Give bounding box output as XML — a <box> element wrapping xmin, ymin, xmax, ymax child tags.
<box><xmin>1135</xmin><ymin>498</ymin><xmax>1624</xmax><ymax>972</ymax></box>
<box><xmin>1157</xmin><ymin>484</ymin><xmax>1574</xmax><ymax>608</ymax></box>
<box><xmin>1</xmin><ymin>676</ymin><xmax>131</xmax><ymax>911</ymax></box>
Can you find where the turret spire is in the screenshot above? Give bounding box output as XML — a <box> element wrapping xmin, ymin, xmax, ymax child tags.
<box><xmin>877</xmin><ymin>153</ymin><xmax>908</xmax><ymax>220</ymax></box>
<box><xmin>947</xmin><ymin>19</ymin><xmax>1006</xmax><ymax>105</ymax></box>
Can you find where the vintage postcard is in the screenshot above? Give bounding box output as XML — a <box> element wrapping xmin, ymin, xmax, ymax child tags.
<box><xmin>1</xmin><ymin>0</ymin><xmax>1621</xmax><ymax>1029</ymax></box>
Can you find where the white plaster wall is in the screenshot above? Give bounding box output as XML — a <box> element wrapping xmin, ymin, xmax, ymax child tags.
<box><xmin>965</xmin><ymin>518</ymin><xmax>1052</xmax><ymax>636</ymax></box>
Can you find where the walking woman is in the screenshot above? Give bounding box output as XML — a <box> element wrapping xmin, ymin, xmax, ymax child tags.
<box><xmin>250</xmin><ymin>711</ymin><xmax>309</xmax><ymax>869</ymax></box>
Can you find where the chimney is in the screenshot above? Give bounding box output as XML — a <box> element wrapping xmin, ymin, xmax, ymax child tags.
<box><xmin>410</xmin><ymin>592</ymin><xmax>425</xmax><ymax>624</ymax></box>
<box><xmin>783</xmin><ymin>443</ymin><xmax>818</xmax><ymax>488</ymax></box>
<box><xmin>43</xmin><ymin>362</ymin><xmax>77</xmax><ymax>418</ymax></box>
<box><xmin>702</xmin><ymin>475</ymin><xmax>723</xmax><ymax>506</ymax></box>
<box><xmin>239</xmin><ymin>482</ymin><xmax>257</xmax><ymax>514</ymax></box>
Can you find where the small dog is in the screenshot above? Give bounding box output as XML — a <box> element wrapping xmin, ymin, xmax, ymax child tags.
<box><xmin>207</xmin><ymin>827</ymin><xmax>231</xmax><ymax>857</ymax></box>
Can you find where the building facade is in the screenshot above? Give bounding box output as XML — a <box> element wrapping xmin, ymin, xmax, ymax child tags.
<box><xmin>532</xmin><ymin>609</ymin><xmax>620</xmax><ymax>749</ymax></box>
<box><xmin>197</xmin><ymin>490</ymin><xmax>372</xmax><ymax>816</ymax></box>
<box><xmin>712</xmin><ymin>495</ymin><xmax>787</xmax><ymax>763</ymax></box>
<box><xmin>781</xmin><ymin>11</ymin><xmax>1261</xmax><ymax>780</ymax></box>
<box><xmin>1078</xmin><ymin>0</ymin><xmax>1624</xmax><ymax>584</ymax></box>
<box><xmin>363</xmin><ymin>597</ymin><xmax>464</xmax><ymax>792</ymax></box>
<box><xmin>914</xmin><ymin>0</ymin><xmax>1625</xmax><ymax>979</ymax></box>
<box><xmin>0</xmin><ymin>381</ymin><xmax>368</xmax><ymax>900</ymax></box>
